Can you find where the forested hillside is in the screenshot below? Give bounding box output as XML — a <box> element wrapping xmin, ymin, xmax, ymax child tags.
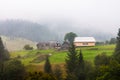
<box><xmin>0</xmin><ymin>20</ymin><xmax>57</xmax><ymax>41</ymax></box>
<box><xmin>0</xmin><ymin>20</ymin><xmax>115</xmax><ymax>42</ymax></box>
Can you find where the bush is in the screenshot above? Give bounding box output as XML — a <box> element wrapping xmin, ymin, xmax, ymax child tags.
<box><xmin>53</xmin><ymin>65</ymin><xmax>63</xmax><ymax>80</ymax></box>
<box><xmin>25</xmin><ymin>71</ymin><xmax>57</xmax><ymax>80</ymax></box>
<box><xmin>4</xmin><ymin>59</ymin><xmax>26</xmax><ymax>80</ymax></box>
<box><xmin>24</xmin><ymin>44</ymin><xmax>33</xmax><ymax>50</ymax></box>
<box><xmin>94</xmin><ymin>53</ymin><xmax>110</xmax><ymax>66</ymax></box>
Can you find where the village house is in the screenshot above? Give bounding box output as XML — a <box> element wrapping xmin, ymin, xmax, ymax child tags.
<box><xmin>74</xmin><ymin>37</ymin><xmax>96</xmax><ymax>47</ymax></box>
<box><xmin>60</xmin><ymin>41</ymin><xmax>70</xmax><ymax>50</ymax></box>
<box><xmin>36</xmin><ymin>41</ymin><xmax>61</xmax><ymax>50</ymax></box>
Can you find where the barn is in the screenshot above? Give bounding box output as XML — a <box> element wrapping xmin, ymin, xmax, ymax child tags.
<box><xmin>74</xmin><ymin>37</ymin><xmax>96</xmax><ymax>47</ymax></box>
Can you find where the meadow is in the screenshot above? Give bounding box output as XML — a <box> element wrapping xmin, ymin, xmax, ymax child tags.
<box><xmin>10</xmin><ymin>44</ymin><xmax>115</xmax><ymax>65</ymax></box>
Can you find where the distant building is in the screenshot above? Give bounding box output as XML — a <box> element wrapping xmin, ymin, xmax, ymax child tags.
<box><xmin>60</xmin><ymin>41</ymin><xmax>70</xmax><ymax>50</ymax></box>
<box><xmin>36</xmin><ymin>41</ymin><xmax>61</xmax><ymax>50</ymax></box>
<box><xmin>74</xmin><ymin>37</ymin><xmax>96</xmax><ymax>47</ymax></box>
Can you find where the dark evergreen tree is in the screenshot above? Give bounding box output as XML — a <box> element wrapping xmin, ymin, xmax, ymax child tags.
<box><xmin>44</xmin><ymin>56</ymin><xmax>52</xmax><ymax>74</ymax></box>
<box><xmin>0</xmin><ymin>37</ymin><xmax>10</xmax><ymax>80</ymax></box>
<box><xmin>77</xmin><ymin>50</ymin><xmax>85</xmax><ymax>80</ymax></box>
<box><xmin>78</xmin><ymin>50</ymin><xmax>84</xmax><ymax>70</ymax></box>
<box><xmin>0</xmin><ymin>37</ymin><xmax>9</xmax><ymax>61</ymax></box>
<box><xmin>65</xmin><ymin>44</ymin><xmax>78</xmax><ymax>80</ymax></box>
<box><xmin>0</xmin><ymin>37</ymin><xmax>4</xmax><ymax>61</ymax></box>
<box><xmin>114</xmin><ymin>28</ymin><xmax>120</xmax><ymax>63</ymax></box>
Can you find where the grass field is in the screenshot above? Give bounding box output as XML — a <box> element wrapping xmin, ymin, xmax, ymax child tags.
<box><xmin>10</xmin><ymin>44</ymin><xmax>115</xmax><ymax>66</ymax></box>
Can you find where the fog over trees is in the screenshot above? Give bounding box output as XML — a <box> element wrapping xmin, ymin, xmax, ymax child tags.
<box><xmin>0</xmin><ymin>20</ymin><xmax>115</xmax><ymax>42</ymax></box>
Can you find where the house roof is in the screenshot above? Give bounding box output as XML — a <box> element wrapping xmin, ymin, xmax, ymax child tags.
<box><xmin>74</xmin><ymin>37</ymin><xmax>96</xmax><ymax>42</ymax></box>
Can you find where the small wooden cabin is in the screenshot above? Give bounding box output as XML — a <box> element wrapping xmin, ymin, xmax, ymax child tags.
<box><xmin>74</xmin><ymin>37</ymin><xmax>96</xmax><ymax>47</ymax></box>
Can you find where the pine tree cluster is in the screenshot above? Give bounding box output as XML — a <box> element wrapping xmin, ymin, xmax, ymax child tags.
<box><xmin>65</xmin><ymin>44</ymin><xmax>85</xmax><ymax>80</ymax></box>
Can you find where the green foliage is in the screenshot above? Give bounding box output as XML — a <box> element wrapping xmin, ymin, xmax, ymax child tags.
<box><xmin>4</xmin><ymin>59</ymin><xmax>26</xmax><ymax>80</ymax></box>
<box><xmin>25</xmin><ymin>71</ymin><xmax>57</xmax><ymax>80</ymax></box>
<box><xmin>44</xmin><ymin>56</ymin><xmax>52</xmax><ymax>74</ymax></box>
<box><xmin>78</xmin><ymin>50</ymin><xmax>84</xmax><ymax>69</ymax></box>
<box><xmin>24</xmin><ymin>44</ymin><xmax>33</xmax><ymax>50</ymax></box>
<box><xmin>96</xmin><ymin>42</ymin><xmax>105</xmax><ymax>46</ymax></box>
<box><xmin>0</xmin><ymin>37</ymin><xmax>10</xmax><ymax>61</ymax></box>
<box><xmin>53</xmin><ymin>65</ymin><xmax>63</xmax><ymax>80</ymax></box>
<box><xmin>114</xmin><ymin>28</ymin><xmax>120</xmax><ymax>63</ymax></box>
<box><xmin>0</xmin><ymin>37</ymin><xmax>10</xmax><ymax>80</ymax></box>
<box><xmin>104</xmin><ymin>38</ymin><xmax>116</xmax><ymax>45</ymax></box>
<box><xmin>65</xmin><ymin>44</ymin><xmax>78</xmax><ymax>80</ymax></box>
<box><xmin>94</xmin><ymin>53</ymin><xmax>110</xmax><ymax>66</ymax></box>
<box><xmin>109</xmin><ymin>38</ymin><xmax>116</xmax><ymax>44</ymax></box>
<box><xmin>64</xmin><ymin>32</ymin><xmax>77</xmax><ymax>44</ymax></box>
<box><xmin>92</xmin><ymin>29</ymin><xmax>120</xmax><ymax>80</ymax></box>
<box><xmin>66</xmin><ymin>46</ymin><xmax>94</xmax><ymax>80</ymax></box>
<box><xmin>84</xmin><ymin>61</ymin><xmax>94</xmax><ymax>80</ymax></box>
<box><xmin>95</xmin><ymin>65</ymin><xmax>109</xmax><ymax>80</ymax></box>
<box><xmin>94</xmin><ymin>60</ymin><xmax>120</xmax><ymax>80</ymax></box>
<box><xmin>76</xmin><ymin>50</ymin><xmax>86</xmax><ymax>80</ymax></box>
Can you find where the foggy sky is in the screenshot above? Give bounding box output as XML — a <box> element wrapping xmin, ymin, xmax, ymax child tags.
<box><xmin>0</xmin><ymin>0</ymin><xmax>120</xmax><ymax>36</ymax></box>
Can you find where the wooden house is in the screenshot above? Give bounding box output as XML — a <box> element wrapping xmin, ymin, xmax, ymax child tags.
<box><xmin>36</xmin><ymin>41</ymin><xmax>61</xmax><ymax>50</ymax></box>
<box><xmin>74</xmin><ymin>37</ymin><xmax>96</xmax><ymax>47</ymax></box>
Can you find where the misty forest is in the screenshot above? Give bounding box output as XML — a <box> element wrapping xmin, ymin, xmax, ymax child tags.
<box><xmin>1</xmin><ymin>0</ymin><xmax>120</xmax><ymax>80</ymax></box>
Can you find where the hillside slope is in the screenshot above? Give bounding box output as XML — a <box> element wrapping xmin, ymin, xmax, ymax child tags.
<box><xmin>1</xmin><ymin>35</ymin><xmax>37</xmax><ymax>51</ymax></box>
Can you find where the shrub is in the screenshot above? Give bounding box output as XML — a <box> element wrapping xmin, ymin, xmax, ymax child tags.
<box><xmin>24</xmin><ymin>44</ymin><xmax>33</xmax><ymax>50</ymax></box>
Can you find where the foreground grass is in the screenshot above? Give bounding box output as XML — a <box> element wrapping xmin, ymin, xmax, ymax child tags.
<box><xmin>10</xmin><ymin>44</ymin><xmax>115</xmax><ymax>66</ymax></box>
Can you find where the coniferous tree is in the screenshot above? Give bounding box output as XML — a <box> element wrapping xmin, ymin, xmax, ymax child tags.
<box><xmin>0</xmin><ymin>37</ymin><xmax>4</xmax><ymax>61</ymax></box>
<box><xmin>78</xmin><ymin>50</ymin><xmax>84</xmax><ymax>70</ymax></box>
<box><xmin>114</xmin><ymin>28</ymin><xmax>120</xmax><ymax>63</ymax></box>
<box><xmin>44</xmin><ymin>56</ymin><xmax>52</xmax><ymax>74</ymax></box>
<box><xmin>0</xmin><ymin>37</ymin><xmax>10</xmax><ymax>80</ymax></box>
<box><xmin>0</xmin><ymin>37</ymin><xmax>9</xmax><ymax>61</ymax></box>
<box><xmin>77</xmin><ymin>50</ymin><xmax>85</xmax><ymax>80</ymax></box>
<box><xmin>65</xmin><ymin>44</ymin><xmax>78</xmax><ymax>80</ymax></box>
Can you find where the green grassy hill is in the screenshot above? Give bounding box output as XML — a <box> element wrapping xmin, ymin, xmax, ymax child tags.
<box><xmin>10</xmin><ymin>44</ymin><xmax>115</xmax><ymax>66</ymax></box>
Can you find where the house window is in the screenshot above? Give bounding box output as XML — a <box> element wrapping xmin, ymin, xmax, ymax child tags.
<box><xmin>83</xmin><ymin>42</ymin><xmax>88</xmax><ymax>45</ymax></box>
